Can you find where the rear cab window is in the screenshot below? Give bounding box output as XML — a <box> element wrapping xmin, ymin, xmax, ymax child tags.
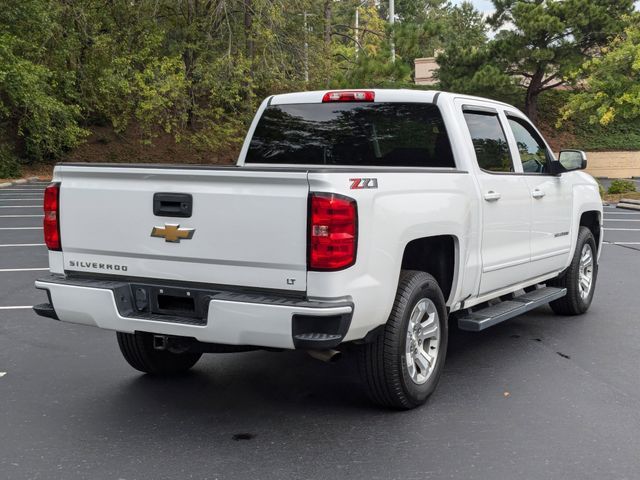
<box><xmin>462</xmin><ymin>109</ymin><xmax>514</xmax><ymax>173</ymax></box>
<box><xmin>245</xmin><ymin>102</ymin><xmax>456</xmax><ymax>168</ymax></box>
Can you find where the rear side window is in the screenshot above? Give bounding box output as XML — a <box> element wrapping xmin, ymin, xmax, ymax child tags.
<box><xmin>245</xmin><ymin>102</ymin><xmax>455</xmax><ymax>168</ymax></box>
<box><xmin>463</xmin><ymin>111</ymin><xmax>513</xmax><ymax>173</ymax></box>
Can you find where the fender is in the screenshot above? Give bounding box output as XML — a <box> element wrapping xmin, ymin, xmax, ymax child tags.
<box><xmin>567</xmin><ymin>176</ymin><xmax>604</xmax><ymax>267</ymax></box>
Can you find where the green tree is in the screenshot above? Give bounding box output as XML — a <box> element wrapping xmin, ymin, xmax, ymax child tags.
<box><xmin>0</xmin><ymin>0</ymin><xmax>88</xmax><ymax>162</ymax></box>
<box><xmin>396</xmin><ymin>1</ymin><xmax>485</xmax><ymax>60</ymax></box>
<box><xmin>332</xmin><ymin>2</ymin><xmax>395</xmax><ymax>87</ymax></box>
<box><xmin>561</xmin><ymin>18</ymin><xmax>640</xmax><ymax>126</ymax></box>
<box><xmin>488</xmin><ymin>0</ymin><xmax>635</xmax><ymax>122</ymax></box>
<box><xmin>344</xmin><ymin>1</ymin><xmax>487</xmax><ymax>88</ymax></box>
<box><xmin>9</xmin><ymin>0</ymin><xmax>633</xmax><ymax>166</ymax></box>
<box><xmin>435</xmin><ymin>3</ymin><xmax>511</xmax><ymax>99</ymax></box>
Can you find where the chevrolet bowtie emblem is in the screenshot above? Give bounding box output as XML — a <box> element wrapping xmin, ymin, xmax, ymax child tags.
<box><xmin>150</xmin><ymin>224</ymin><xmax>195</xmax><ymax>243</ymax></box>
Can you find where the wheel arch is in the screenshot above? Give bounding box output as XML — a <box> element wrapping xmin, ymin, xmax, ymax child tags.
<box><xmin>579</xmin><ymin>210</ymin><xmax>601</xmax><ymax>249</ymax></box>
<box><xmin>400</xmin><ymin>235</ymin><xmax>459</xmax><ymax>305</ymax></box>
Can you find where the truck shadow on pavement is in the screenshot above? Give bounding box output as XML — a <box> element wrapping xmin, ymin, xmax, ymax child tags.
<box><xmin>81</xmin><ymin>305</ymin><xmax>578</xmax><ymax>440</ymax></box>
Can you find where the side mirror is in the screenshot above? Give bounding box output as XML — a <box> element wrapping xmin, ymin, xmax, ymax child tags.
<box><xmin>558</xmin><ymin>150</ymin><xmax>587</xmax><ymax>172</ymax></box>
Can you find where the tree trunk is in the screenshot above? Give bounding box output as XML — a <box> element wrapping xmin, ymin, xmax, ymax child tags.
<box><xmin>323</xmin><ymin>0</ymin><xmax>332</xmax><ymax>47</ymax></box>
<box><xmin>183</xmin><ymin>0</ymin><xmax>197</xmax><ymax>128</ymax></box>
<box><xmin>524</xmin><ymin>89</ymin><xmax>538</xmax><ymax>124</ymax></box>
<box><xmin>244</xmin><ymin>0</ymin><xmax>254</xmax><ymax>62</ymax></box>
<box><xmin>524</xmin><ymin>68</ymin><xmax>544</xmax><ymax>124</ymax></box>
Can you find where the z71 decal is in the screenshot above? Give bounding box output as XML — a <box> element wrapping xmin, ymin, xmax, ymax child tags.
<box><xmin>350</xmin><ymin>178</ymin><xmax>378</xmax><ymax>190</ymax></box>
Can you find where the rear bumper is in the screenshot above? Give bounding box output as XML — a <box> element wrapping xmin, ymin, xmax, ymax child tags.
<box><xmin>34</xmin><ymin>275</ymin><xmax>353</xmax><ymax>350</ymax></box>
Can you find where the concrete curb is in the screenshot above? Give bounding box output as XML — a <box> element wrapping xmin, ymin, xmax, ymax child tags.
<box><xmin>619</xmin><ymin>198</ymin><xmax>640</xmax><ymax>205</ymax></box>
<box><xmin>617</xmin><ymin>202</ymin><xmax>640</xmax><ymax>211</ymax></box>
<box><xmin>0</xmin><ymin>176</ymin><xmax>40</xmax><ymax>188</ymax></box>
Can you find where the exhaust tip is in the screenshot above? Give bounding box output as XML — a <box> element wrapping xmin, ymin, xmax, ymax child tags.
<box><xmin>307</xmin><ymin>349</ymin><xmax>342</xmax><ymax>363</ymax></box>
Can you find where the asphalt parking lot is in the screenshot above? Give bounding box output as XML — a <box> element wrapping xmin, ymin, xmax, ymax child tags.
<box><xmin>1</xmin><ymin>182</ymin><xmax>640</xmax><ymax>480</ymax></box>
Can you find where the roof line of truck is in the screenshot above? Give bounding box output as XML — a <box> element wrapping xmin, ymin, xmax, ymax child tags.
<box><xmin>56</xmin><ymin>163</ymin><xmax>468</xmax><ymax>174</ymax></box>
<box><xmin>268</xmin><ymin>89</ymin><xmax>515</xmax><ymax>110</ymax></box>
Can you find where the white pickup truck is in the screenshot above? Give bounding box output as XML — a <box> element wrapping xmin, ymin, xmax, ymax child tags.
<box><xmin>34</xmin><ymin>89</ymin><xmax>602</xmax><ymax>409</ymax></box>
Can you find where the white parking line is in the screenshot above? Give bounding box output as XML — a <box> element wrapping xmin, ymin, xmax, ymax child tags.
<box><xmin>604</xmin><ymin>219</ymin><xmax>640</xmax><ymax>222</ymax></box>
<box><xmin>605</xmin><ymin>242</ymin><xmax>640</xmax><ymax>245</ymax></box>
<box><xmin>0</xmin><ymin>306</ymin><xmax>33</xmax><ymax>310</ymax></box>
<box><xmin>603</xmin><ymin>228</ymin><xmax>640</xmax><ymax>231</ymax></box>
<box><xmin>0</xmin><ymin>268</ymin><xmax>48</xmax><ymax>272</ymax></box>
<box><xmin>0</xmin><ymin>205</ymin><xmax>41</xmax><ymax>208</ymax></box>
<box><xmin>0</xmin><ymin>243</ymin><xmax>45</xmax><ymax>247</ymax></box>
<box><xmin>0</xmin><ymin>189</ymin><xmax>46</xmax><ymax>192</ymax></box>
<box><xmin>0</xmin><ymin>198</ymin><xmax>43</xmax><ymax>201</ymax></box>
<box><xmin>603</xmin><ymin>212</ymin><xmax>640</xmax><ymax>215</ymax></box>
<box><xmin>0</xmin><ymin>227</ymin><xmax>42</xmax><ymax>230</ymax></box>
<box><xmin>0</xmin><ymin>215</ymin><xmax>43</xmax><ymax>218</ymax></box>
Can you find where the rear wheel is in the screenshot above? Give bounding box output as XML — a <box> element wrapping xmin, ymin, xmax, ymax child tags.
<box><xmin>358</xmin><ymin>270</ymin><xmax>448</xmax><ymax>409</ymax></box>
<box><xmin>548</xmin><ymin>226</ymin><xmax>598</xmax><ymax>315</ymax></box>
<box><xmin>116</xmin><ymin>332</ymin><xmax>202</xmax><ymax>375</ymax></box>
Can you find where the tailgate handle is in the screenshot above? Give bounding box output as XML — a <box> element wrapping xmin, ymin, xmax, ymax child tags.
<box><xmin>153</xmin><ymin>193</ymin><xmax>193</xmax><ymax>218</ymax></box>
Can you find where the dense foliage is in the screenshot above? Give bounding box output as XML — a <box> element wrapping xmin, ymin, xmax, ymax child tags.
<box><xmin>1</xmin><ymin>0</ymin><xmax>340</xmax><ymax>166</ymax></box>
<box><xmin>0</xmin><ymin>144</ymin><xmax>21</xmax><ymax>178</ymax></box>
<box><xmin>0</xmin><ymin>0</ymin><xmax>638</xmax><ymax>173</ymax></box>
<box><xmin>561</xmin><ymin>20</ymin><xmax>640</xmax><ymax>127</ymax></box>
<box><xmin>537</xmin><ymin>90</ymin><xmax>640</xmax><ymax>151</ymax></box>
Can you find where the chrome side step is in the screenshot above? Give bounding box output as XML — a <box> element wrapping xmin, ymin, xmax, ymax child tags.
<box><xmin>457</xmin><ymin>287</ymin><xmax>567</xmax><ymax>332</ymax></box>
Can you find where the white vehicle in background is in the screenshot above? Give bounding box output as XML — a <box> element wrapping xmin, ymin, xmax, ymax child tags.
<box><xmin>34</xmin><ymin>89</ymin><xmax>602</xmax><ymax>409</ymax></box>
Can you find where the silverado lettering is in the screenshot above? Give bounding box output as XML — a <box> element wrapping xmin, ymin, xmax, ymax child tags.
<box><xmin>68</xmin><ymin>260</ymin><xmax>128</xmax><ymax>271</ymax></box>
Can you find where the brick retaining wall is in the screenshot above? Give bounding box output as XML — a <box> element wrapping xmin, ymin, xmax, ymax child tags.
<box><xmin>583</xmin><ymin>151</ymin><xmax>640</xmax><ymax>178</ymax></box>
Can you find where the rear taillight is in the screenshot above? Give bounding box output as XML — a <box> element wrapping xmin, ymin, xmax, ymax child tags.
<box><xmin>43</xmin><ymin>183</ymin><xmax>61</xmax><ymax>250</ymax></box>
<box><xmin>309</xmin><ymin>193</ymin><xmax>357</xmax><ymax>271</ymax></box>
<box><xmin>322</xmin><ymin>90</ymin><xmax>375</xmax><ymax>102</ymax></box>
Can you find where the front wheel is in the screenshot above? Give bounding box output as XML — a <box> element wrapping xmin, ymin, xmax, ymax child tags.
<box><xmin>358</xmin><ymin>270</ymin><xmax>448</xmax><ymax>409</ymax></box>
<box><xmin>548</xmin><ymin>226</ymin><xmax>598</xmax><ymax>315</ymax></box>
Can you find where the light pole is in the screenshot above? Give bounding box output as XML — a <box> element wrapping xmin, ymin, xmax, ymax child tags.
<box><xmin>303</xmin><ymin>11</ymin><xmax>309</xmax><ymax>82</ymax></box>
<box><xmin>298</xmin><ymin>11</ymin><xmax>316</xmax><ymax>82</ymax></box>
<box><xmin>389</xmin><ymin>0</ymin><xmax>395</xmax><ymax>63</ymax></box>
<box><xmin>354</xmin><ymin>0</ymin><xmax>368</xmax><ymax>59</ymax></box>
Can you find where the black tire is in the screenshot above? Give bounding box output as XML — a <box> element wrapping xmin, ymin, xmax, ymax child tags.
<box><xmin>548</xmin><ymin>226</ymin><xmax>598</xmax><ymax>315</ymax></box>
<box><xmin>116</xmin><ymin>332</ymin><xmax>202</xmax><ymax>375</ymax></box>
<box><xmin>358</xmin><ymin>270</ymin><xmax>448</xmax><ymax>410</ymax></box>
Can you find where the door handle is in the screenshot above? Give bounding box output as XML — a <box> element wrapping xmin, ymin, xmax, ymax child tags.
<box><xmin>532</xmin><ymin>189</ymin><xmax>545</xmax><ymax>199</ymax></box>
<box><xmin>483</xmin><ymin>191</ymin><xmax>501</xmax><ymax>202</ymax></box>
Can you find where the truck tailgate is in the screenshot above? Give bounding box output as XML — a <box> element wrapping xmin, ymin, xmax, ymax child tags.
<box><xmin>55</xmin><ymin>165</ymin><xmax>309</xmax><ymax>292</ymax></box>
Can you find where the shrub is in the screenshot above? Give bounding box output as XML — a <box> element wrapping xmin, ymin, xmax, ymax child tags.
<box><xmin>0</xmin><ymin>33</ymin><xmax>89</xmax><ymax>162</ymax></box>
<box><xmin>597</xmin><ymin>181</ymin><xmax>605</xmax><ymax>198</ymax></box>
<box><xmin>607</xmin><ymin>179</ymin><xmax>637</xmax><ymax>195</ymax></box>
<box><xmin>0</xmin><ymin>144</ymin><xmax>21</xmax><ymax>178</ymax></box>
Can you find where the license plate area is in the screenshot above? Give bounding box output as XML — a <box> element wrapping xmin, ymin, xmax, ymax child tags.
<box><xmin>156</xmin><ymin>292</ymin><xmax>195</xmax><ymax>315</ymax></box>
<box><xmin>125</xmin><ymin>284</ymin><xmax>212</xmax><ymax>323</ymax></box>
